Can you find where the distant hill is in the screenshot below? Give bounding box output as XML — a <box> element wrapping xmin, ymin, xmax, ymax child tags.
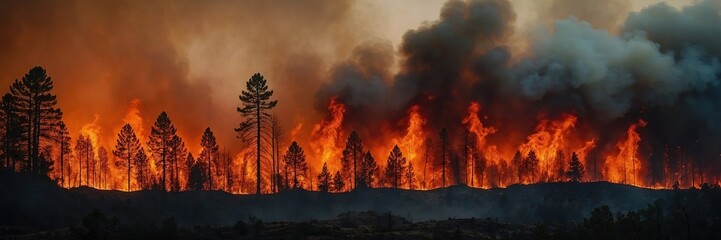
<box><xmin>0</xmin><ymin>171</ymin><xmax>679</xmax><ymax>228</ymax></box>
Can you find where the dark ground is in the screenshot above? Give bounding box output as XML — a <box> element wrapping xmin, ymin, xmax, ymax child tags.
<box><xmin>1</xmin><ymin>172</ymin><xmax>719</xmax><ymax>239</ymax></box>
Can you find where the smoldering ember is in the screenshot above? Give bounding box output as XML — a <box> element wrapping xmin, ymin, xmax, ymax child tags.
<box><xmin>1</xmin><ymin>0</ymin><xmax>720</xmax><ymax>239</ymax></box>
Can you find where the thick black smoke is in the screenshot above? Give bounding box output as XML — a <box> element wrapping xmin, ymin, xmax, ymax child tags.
<box><xmin>317</xmin><ymin>0</ymin><xmax>721</xmax><ymax>183</ymax></box>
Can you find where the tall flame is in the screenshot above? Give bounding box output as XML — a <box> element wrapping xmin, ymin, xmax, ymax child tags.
<box><xmin>462</xmin><ymin>102</ymin><xmax>497</xmax><ymax>151</ymax></box>
<box><xmin>392</xmin><ymin>105</ymin><xmax>426</xmax><ymax>167</ymax></box>
<box><xmin>310</xmin><ymin>97</ymin><xmax>346</xmax><ymax>171</ymax></box>
<box><xmin>604</xmin><ymin>119</ymin><xmax>647</xmax><ymax>185</ymax></box>
<box><xmin>518</xmin><ymin>114</ymin><xmax>577</xmax><ymax>182</ymax></box>
<box><xmin>80</xmin><ymin>114</ymin><xmax>102</xmax><ymax>157</ymax></box>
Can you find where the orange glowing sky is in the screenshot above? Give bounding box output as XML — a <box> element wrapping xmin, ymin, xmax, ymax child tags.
<box><xmin>0</xmin><ymin>0</ymin><xmax>699</xmax><ymax>163</ymax></box>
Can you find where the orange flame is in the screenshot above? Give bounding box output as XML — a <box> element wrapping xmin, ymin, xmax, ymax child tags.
<box><xmin>462</xmin><ymin>102</ymin><xmax>496</xmax><ymax>149</ymax></box>
<box><xmin>310</xmin><ymin>98</ymin><xmax>346</xmax><ymax>171</ymax></box>
<box><xmin>604</xmin><ymin>119</ymin><xmax>647</xmax><ymax>185</ymax></box>
<box><xmin>518</xmin><ymin>114</ymin><xmax>577</xmax><ymax>182</ymax></box>
<box><xmin>80</xmin><ymin>114</ymin><xmax>102</xmax><ymax>157</ymax></box>
<box><xmin>392</xmin><ymin>105</ymin><xmax>426</xmax><ymax>167</ymax></box>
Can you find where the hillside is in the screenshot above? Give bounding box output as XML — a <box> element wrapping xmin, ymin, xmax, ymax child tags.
<box><xmin>0</xmin><ymin>172</ymin><xmax>682</xmax><ymax>229</ymax></box>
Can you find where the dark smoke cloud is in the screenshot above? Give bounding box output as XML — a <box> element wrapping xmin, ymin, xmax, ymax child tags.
<box><xmin>317</xmin><ymin>0</ymin><xmax>721</xmax><ymax>180</ymax></box>
<box><xmin>320</xmin><ymin>0</ymin><xmax>517</xmax><ymax>142</ymax></box>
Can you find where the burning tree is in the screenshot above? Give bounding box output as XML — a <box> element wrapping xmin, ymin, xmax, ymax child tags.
<box><xmin>148</xmin><ymin>111</ymin><xmax>177</xmax><ymax>191</ymax></box>
<box><xmin>167</xmin><ymin>135</ymin><xmax>187</xmax><ymax>192</ymax></box>
<box><xmin>566</xmin><ymin>152</ymin><xmax>585</xmax><ymax>182</ymax></box>
<box><xmin>199</xmin><ymin>127</ymin><xmax>219</xmax><ymax>190</ymax></box>
<box><xmin>406</xmin><ymin>161</ymin><xmax>416</xmax><ymax>189</ymax></box>
<box><xmin>186</xmin><ymin>153</ymin><xmax>208</xmax><ymax>191</ymax></box>
<box><xmin>97</xmin><ymin>147</ymin><xmax>109</xmax><ymax>189</ymax></box>
<box><xmin>524</xmin><ymin>150</ymin><xmax>539</xmax><ymax>183</ymax></box>
<box><xmin>113</xmin><ymin>124</ymin><xmax>141</xmax><ymax>191</ymax></box>
<box><xmin>512</xmin><ymin>151</ymin><xmax>523</xmax><ymax>184</ymax></box>
<box><xmin>75</xmin><ymin>135</ymin><xmax>95</xmax><ymax>186</ymax></box>
<box><xmin>135</xmin><ymin>148</ymin><xmax>152</xmax><ymax>190</ymax></box>
<box><xmin>283</xmin><ymin>141</ymin><xmax>308</xmax><ymax>189</ymax></box>
<box><xmin>341</xmin><ymin>131</ymin><xmax>364</xmax><ymax>189</ymax></box>
<box><xmin>55</xmin><ymin>121</ymin><xmax>71</xmax><ymax>187</ymax></box>
<box><xmin>236</xmin><ymin>73</ymin><xmax>277</xmax><ymax>194</ymax></box>
<box><xmin>332</xmin><ymin>171</ymin><xmax>344</xmax><ymax>192</ymax></box>
<box><xmin>317</xmin><ymin>162</ymin><xmax>331</xmax><ymax>192</ymax></box>
<box><xmin>439</xmin><ymin>128</ymin><xmax>448</xmax><ymax>187</ymax></box>
<box><xmin>385</xmin><ymin>145</ymin><xmax>407</xmax><ymax>189</ymax></box>
<box><xmin>357</xmin><ymin>151</ymin><xmax>377</xmax><ymax>188</ymax></box>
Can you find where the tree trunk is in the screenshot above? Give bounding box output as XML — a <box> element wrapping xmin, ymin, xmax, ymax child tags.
<box><xmin>255</xmin><ymin>89</ymin><xmax>261</xmax><ymax>194</ymax></box>
<box><xmin>60</xmin><ymin>135</ymin><xmax>64</xmax><ymax>187</ymax></box>
<box><xmin>127</xmin><ymin>148</ymin><xmax>131</xmax><ymax>191</ymax></box>
<box><xmin>162</xmin><ymin>140</ymin><xmax>166</xmax><ymax>191</ymax></box>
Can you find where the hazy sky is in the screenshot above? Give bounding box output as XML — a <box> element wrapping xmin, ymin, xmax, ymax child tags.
<box><xmin>0</xmin><ymin>0</ymin><xmax>700</xmax><ymax>156</ymax></box>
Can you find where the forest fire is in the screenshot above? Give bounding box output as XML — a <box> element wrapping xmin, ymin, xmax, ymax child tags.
<box><xmin>309</xmin><ymin>97</ymin><xmax>346</xmax><ymax>172</ymax></box>
<box><xmin>604</xmin><ymin>119</ymin><xmax>647</xmax><ymax>186</ymax></box>
<box><xmin>4</xmin><ymin>1</ymin><xmax>721</xmax><ymax>239</ymax></box>
<box><xmin>1</xmin><ymin>0</ymin><xmax>721</xmax><ymax>196</ymax></box>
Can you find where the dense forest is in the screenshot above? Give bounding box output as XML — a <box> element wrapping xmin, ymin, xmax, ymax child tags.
<box><xmin>1</xmin><ymin>66</ymin><xmax>718</xmax><ymax>195</ymax></box>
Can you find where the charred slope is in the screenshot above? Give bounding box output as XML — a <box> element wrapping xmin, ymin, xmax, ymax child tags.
<box><xmin>0</xmin><ymin>172</ymin><xmax>678</xmax><ymax>228</ymax></box>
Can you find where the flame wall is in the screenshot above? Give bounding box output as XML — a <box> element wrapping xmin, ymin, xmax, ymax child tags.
<box><xmin>1</xmin><ymin>0</ymin><xmax>720</xmax><ymax>191</ymax></box>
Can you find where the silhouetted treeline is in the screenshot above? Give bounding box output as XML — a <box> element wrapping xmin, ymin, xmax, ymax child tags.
<box><xmin>1</xmin><ymin>66</ymin><xmax>63</xmax><ymax>178</ymax></box>
<box><xmin>0</xmin><ymin>67</ymin><xmax>713</xmax><ymax>194</ymax></box>
<box><xmin>533</xmin><ymin>185</ymin><xmax>721</xmax><ymax>240</ymax></box>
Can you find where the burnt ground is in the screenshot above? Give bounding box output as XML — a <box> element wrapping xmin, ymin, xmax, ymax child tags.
<box><xmin>1</xmin><ymin>172</ymin><xmax>719</xmax><ymax>239</ymax></box>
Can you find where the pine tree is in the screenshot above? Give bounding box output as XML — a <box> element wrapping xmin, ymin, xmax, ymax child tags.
<box><xmin>422</xmin><ymin>138</ymin><xmax>432</xmax><ymax>189</ymax></box>
<box><xmin>135</xmin><ymin>148</ymin><xmax>151</xmax><ymax>190</ymax></box>
<box><xmin>9</xmin><ymin>66</ymin><xmax>63</xmax><ymax>175</ymax></box>
<box><xmin>566</xmin><ymin>152</ymin><xmax>585</xmax><ymax>182</ymax></box>
<box><xmin>186</xmin><ymin>153</ymin><xmax>208</xmax><ymax>191</ymax></box>
<box><xmin>524</xmin><ymin>150</ymin><xmax>539</xmax><ymax>183</ymax></box>
<box><xmin>200</xmin><ymin>127</ymin><xmax>219</xmax><ymax>190</ymax></box>
<box><xmin>113</xmin><ymin>124</ymin><xmax>141</xmax><ymax>191</ymax></box>
<box><xmin>85</xmin><ymin>137</ymin><xmax>95</xmax><ymax>186</ymax></box>
<box><xmin>269</xmin><ymin>115</ymin><xmax>282</xmax><ymax>193</ymax></box>
<box><xmin>406</xmin><ymin>161</ymin><xmax>416</xmax><ymax>189</ymax></box>
<box><xmin>0</xmin><ymin>93</ymin><xmax>22</xmax><ymax>171</ymax></box>
<box><xmin>358</xmin><ymin>151</ymin><xmax>377</xmax><ymax>188</ymax></box>
<box><xmin>340</xmin><ymin>131</ymin><xmax>364</xmax><ymax>189</ymax></box>
<box><xmin>75</xmin><ymin>135</ymin><xmax>89</xmax><ymax>186</ymax></box>
<box><xmin>168</xmin><ymin>135</ymin><xmax>187</xmax><ymax>192</ymax></box>
<box><xmin>283</xmin><ymin>141</ymin><xmax>308</xmax><ymax>189</ymax></box>
<box><xmin>385</xmin><ymin>145</ymin><xmax>406</xmax><ymax>188</ymax></box>
<box><xmin>512</xmin><ymin>150</ymin><xmax>523</xmax><ymax>183</ymax></box>
<box><xmin>148</xmin><ymin>111</ymin><xmax>177</xmax><ymax>191</ymax></box>
<box><xmin>317</xmin><ymin>162</ymin><xmax>331</xmax><ymax>192</ymax></box>
<box><xmin>332</xmin><ymin>171</ymin><xmax>345</xmax><ymax>192</ymax></box>
<box><xmin>56</xmin><ymin>121</ymin><xmax>71</xmax><ymax>187</ymax></box>
<box><xmin>97</xmin><ymin>147</ymin><xmax>109</xmax><ymax>189</ymax></box>
<box><xmin>236</xmin><ymin>73</ymin><xmax>277</xmax><ymax>194</ymax></box>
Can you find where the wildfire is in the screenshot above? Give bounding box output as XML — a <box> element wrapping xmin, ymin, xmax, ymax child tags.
<box><xmin>462</xmin><ymin>102</ymin><xmax>497</xmax><ymax>150</ymax></box>
<box><xmin>123</xmin><ymin>98</ymin><xmax>146</xmax><ymax>141</ymax></box>
<box><xmin>518</xmin><ymin>114</ymin><xmax>578</xmax><ymax>182</ymax></box>
<box><xmin>604</xmin><ymin>119</ymin><xmax>647</xmax><ymax>185</ymax></box>
<box><xmin>290</xmin><ymin>122</ymin><xmax>303</xmax><ymax>141</ymax></box>
<box><xmin>80</xmin><ymin>114</ymin><xmax>102</xmax><ymax>154</ymax></box>
<box><xmin>392</xmin><ymin>105</ymin><xmax>426</xmax><ymax>167</ymax></box>
<box><xmin>310</xmin><ymin>98</ymin><xmax>346</xmax><ymax>172</ymax></box>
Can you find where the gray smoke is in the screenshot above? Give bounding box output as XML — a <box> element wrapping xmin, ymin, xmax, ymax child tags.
<box><xmin>317</xmin><ymin>0</ymin><xmax>721</xmax><ymax>181</ymax></box>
